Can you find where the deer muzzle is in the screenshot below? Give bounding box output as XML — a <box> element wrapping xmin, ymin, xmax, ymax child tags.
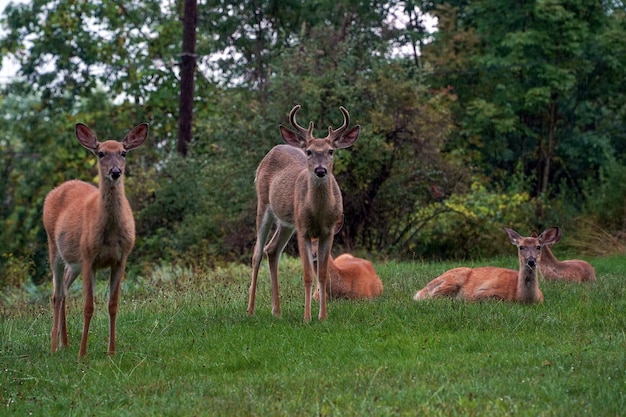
<box><xmin>110</xmin><ymin>167</ymin><xmax>123</xmax><ymax>180</ymax></box>
<box><xmin>314</xmin><ymin>166</ymin><xmax>328</xmax><ymax>178</ymax></box>
<box><xmin>526</xmin><ymin>257</ymin><xmax>537</xmax><ymax>270</ymax></box>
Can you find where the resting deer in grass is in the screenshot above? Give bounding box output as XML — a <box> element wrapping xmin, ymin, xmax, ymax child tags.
<box><xmin>413</xmin><ymin>227</ymin><xmax>561</xmax><ymax>303</ymax></box>
<box><xmin>247</xmin><ymin>105</ymin><xmax>360</xmax><ymax>322</ymax></box>
<box><xmin>310</xmin><ymin>237</ymin><xmax>383</xmax><ymax>300</ymax></box>
<box><xmin>313</xmin><ymin>253</ymin><xmax>384</xmax><ymax>300</ymax></box>
<box><xmin>43</xmin><ymin>123</ymin><xmax>148</xmax><ymax>357</ymax></box>
<box><xmin>530</xmin><ymin>230</ymin><xmax>597</xmax><ymax>282</ymax></box>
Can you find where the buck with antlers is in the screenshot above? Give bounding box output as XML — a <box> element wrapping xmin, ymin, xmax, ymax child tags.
<box><xmin>530</xmin><ymin>229</ymin><xmax>596</xmax><ymax>282</ymax></box>
<box><xmin>43</xmin><ymin>123</ymin><xmax>148</xmax><ymax>357</ymax></box>
<box><xmin>248</xmin><ymin>105</ymin><xmax>360</xmax><ymax>322</ymax></box>
<box><xmin>413</xmin><ymin>227</ymin><xmax>561</xmax><ymax>303</ymax></box>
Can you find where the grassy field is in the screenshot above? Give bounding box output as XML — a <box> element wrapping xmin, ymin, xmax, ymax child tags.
<box><xmin>1</xmin><ymin>254</ymin><xmax>625</xmax><ymax>416</ymax></box>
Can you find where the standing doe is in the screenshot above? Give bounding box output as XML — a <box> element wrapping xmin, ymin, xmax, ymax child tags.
<box><xmin>247</xmin><ymin>105</ymin><xmax>360</xmax><ymax>322</ymax></box>
<box><xmin>43</xmin><ymin>123</ymin><xmax>148</xmax><ymax>357</ymax></box>
<box><xmin>531</xmin><ymin>229</ymin><xmax>596</xmax><ymax>282</ymax></box>
<box><xmin>413</xmin><ymin>227</ymin><xmax>561</xmax><ymax>303</ymax></box>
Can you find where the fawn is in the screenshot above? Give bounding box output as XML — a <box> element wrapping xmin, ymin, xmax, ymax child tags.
<box><xmin>43</xmin><ymin>123</ymin><xmax>148</xmax><ymax>356</ymax></box>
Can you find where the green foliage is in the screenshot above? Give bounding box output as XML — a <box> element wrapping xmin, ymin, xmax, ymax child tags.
<box><xmin>425</xmin><ymin>0</ymin><xmax>626</xmax><ymax>202</ymax></box>
<box><xmin>134</xmin><ymin>151</ymin><xmax>257</xmax><ymax>268</ymax></box>
<box><xmin>1</xmin><ymin>256</ymin><xmax>625</xmax><ymax>415</ymax></box>
<box><xmin>411</xmin><ymin>181</ymin><xmax>540</xmax><ymax>260</ymax></box>
<box><xmin>583</xmin><ymin>158</ymin><xmax>626</xmax><ymax>232</ymax></box>
<box><xmin>0</xmin><ymin>253</ymin><xmax>34</xmax><ymax>288</ymax></box>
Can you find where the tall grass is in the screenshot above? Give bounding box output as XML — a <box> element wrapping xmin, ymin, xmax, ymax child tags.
<box><xmin>1</xmin><ymin>255</ymin><xmax>625</xmax><ymax>416</ymax></box>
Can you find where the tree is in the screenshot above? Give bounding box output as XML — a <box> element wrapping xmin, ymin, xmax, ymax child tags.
<box><xmin>0</xmin><ymin>0</ymin><xmax>183</xmax><ymax>153</ymax></box>
<box><xmin>177</xmin><ymin>0</ymin><xmax>197</xmax><ymax>156</ymax></box>
<box><xmin>423</xmin><ymin>0</ymin><xmax>625</xmax><ymax>206</ymax></box>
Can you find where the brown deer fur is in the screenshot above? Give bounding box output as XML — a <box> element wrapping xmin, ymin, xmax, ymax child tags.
<box><xmin>43</xmin><ymin>123</ymin><xmax>148</xmax><ymax>357</ymax></box>
<box><xmin>248</xmin><ymin>105</ymin><xmax>360</xmax><ymax>322</ymax></box>
<box><xmin>413</xmin><ymin>227</ymin><xmax>561</xmax><ymax>303</ymax></box>
<box><xmin>531</xmin><ymin>230</ymin><xmax>596</xmax><ymax>282</ymax></box>
<box><xmin>313</xmin><ymin>253</ymin><xmax>383</xmax><ymax>300</ymax></box>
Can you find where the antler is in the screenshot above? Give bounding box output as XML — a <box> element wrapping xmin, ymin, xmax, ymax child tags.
<box><xmin>327</xmin><ymin>106</ymin><xmax>350</xmax><ymax>140</ymax></box>
<box><xmin>289</xmin><ymin>105</ymin><xmax>314</xmax><ymax>139</ymax></box>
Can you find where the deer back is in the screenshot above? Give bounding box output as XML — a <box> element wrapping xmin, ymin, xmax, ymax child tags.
<box><xmin>314</xmin><ymin>253</ymin><xmax>383</xmax><ymax>300</ymax></box>
<box><xmin>540</xmin><ymin>244</ymin><xmax>597</xmax><ymax>282</ymax></box>
<box><xmin>414</xmin><ymin>266</ymin><xmax>520</xmax><ymax>301</ymax></box>
<box><xmin>255</xmin><ymin>144</ymin><xmax>307</xmax><ymax>225</ymax></box>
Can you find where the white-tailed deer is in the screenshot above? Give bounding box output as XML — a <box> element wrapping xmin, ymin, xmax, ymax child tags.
<box><xmin>43</xmin><ymin>123</ymin><xmax>148</xmax><ymax>357</ymax></box>
<box><xmin>248</xmin><ymin>105</ymin><xmax>360</xmax><ymax>322</ymax></box>
<box><xmin>313</xmin><ymin>253</ymin><xmax>384</xmax><ymax>300</ymax></box>
<box><xmin>530</xmin><ymin>230</ymin><xmax>597</xmax><ymax>282</ymax></box>
<box><xmin>309</xmin><ymin>235</ymin><xmax>383</xmax><ymax>300</ymax></box>
<box><xmin>413</xmin><ymin>227</ymin><xmax>561</xmax><ymax>303</ymax></box>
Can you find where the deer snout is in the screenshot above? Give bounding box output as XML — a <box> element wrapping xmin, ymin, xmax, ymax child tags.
<box><xmin>526</xmin><ymin>257</ymin><xmax>537</xmax><ymax>269</ymax></box>
<box><xmin>314</xmin><ymin>166</ymin><xmax>328</xmax><ymax>178</ymax></box>
<box><xmin>110</xmin><ymin>167</ymin><xmax>123</xmax><ymax>180</ymax></box>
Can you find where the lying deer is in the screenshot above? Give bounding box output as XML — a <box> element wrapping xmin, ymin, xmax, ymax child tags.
<box><xmin>313</xmin><ymin>253</ymin><xmax>384</xmax><ymax>300</ymax></box>
<box><xmin>413</xmin><ymin>227</ymin><xmax>561</xmax><ymax>303</ymax></box>
<box><xmin>531</xmin><ymin>230</ymin><xmax>597</xmax><ymax>282</ymax></box>
<box><xmin>43</xmin><ymin>123</ymin><xmax>148</xmax><ymax>357</ymax></box>
<box><xmin>248</xmin><ymin>105</ymin><xmax>360</xmax><ymax>322</ymax></box>
<box><xmin>310</xmin><ymin>236</ymin><xmax>383</xmax><ymax>300</ymax></box>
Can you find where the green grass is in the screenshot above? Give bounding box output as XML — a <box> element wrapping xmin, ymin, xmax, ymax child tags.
<box><xmin>1</xmin><ymin>255</ymin><xmax>625</xmax><ymax>416</ymax></box>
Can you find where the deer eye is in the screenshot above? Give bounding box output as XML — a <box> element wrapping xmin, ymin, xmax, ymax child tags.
<box><xmin>121</xmin><ymin>151</ymin><xmax>127</xmax><ymax>157</ymax></box>
<box><xmin>536</xmin><ymin>246</ymin><xmax>541</xmax><ymax>251</ymax></box>
<box><xmin>306</xmin><ymin>150</ymin><xmax>312</xmax><ymax>156</ymax></box>
<box><xmin>97</xmin><ymin>151</ymin><xmax>105</xmax><ymax>158</ymax></box>
<box><xmin>519</xmin><ymin>246</ymin><xmax>525</xmax><ymax>251</ymax></box>
<box><xmin>328</xmin><ymin>149</ymin><xmax>334</xmax><ymax>156</ymax></box>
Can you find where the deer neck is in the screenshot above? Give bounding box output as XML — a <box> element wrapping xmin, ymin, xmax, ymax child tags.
<box><xmin>540</xmin><ymin>245</ymin><xmax>560</xmax><ymax>267</ymax></box>
<box><xmin>97</xmin><ymin>179</ymin><xmax>131</xmax><ymax>233</ymax></box>
<box><xmin>517</xmin><ymin>264</ymin><xmax>540</xmax><ymax>302</ymax></box>
<box><xmin>303</xmin><ymin>172</ymin><xmax>340</xmax><ymax>211</ymax></box>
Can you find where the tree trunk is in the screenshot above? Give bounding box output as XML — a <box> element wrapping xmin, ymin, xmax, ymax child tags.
<box><xmin>177</xmin><ymin>0</ymin><xmax>197</xmax><ymax>157</ymax></box>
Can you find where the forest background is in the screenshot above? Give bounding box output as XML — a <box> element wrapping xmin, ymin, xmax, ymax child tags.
<box><xmin>1</xmin><ymin>0</ymin><xmax>625</xmax><ymax>289</ymax></box>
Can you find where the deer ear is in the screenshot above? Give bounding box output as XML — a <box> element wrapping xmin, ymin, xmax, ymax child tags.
<box><xmin>503</xmin><ymin>227</ymin><xmax>522</xmax><ymax>245</ymax></box>
<box><xmin>539</xmin><ymin>226</ymin><xmax>562</xmax><ymax>246</ymax></box>
<box><xmin>334</xmin><ymin>125</ymin><xmax>360</xmax><ymax>149</ymax></box>
<box><xmin>123</xmin><ymin>123</ymin><xmax>149</xmax><ymax>151</ymax></box>
<box><xmin>75</xmin><ymin>123</ymin><xmax>99</xmax><ymax>152</ymax></box>
<box><xmin>280</xmin><ymin>125</ymin><xmax>306</xmax><ymax>148</ymax></box>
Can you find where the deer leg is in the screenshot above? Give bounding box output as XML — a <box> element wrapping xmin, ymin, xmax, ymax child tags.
<box><xmin>60</xmin><ymin>266</ymin><xmax>80</xmax><ymax>348</ymax></box>
<box><xmin>79</xmin><ymin>264</ymin><xmax>96</xmax><ymax>358</ymax></box>
<box><xmin>107</xmin><ymin>261</ymin><xmax>125</xmax><ymax>355</ymax></box>
<box><xmin>50</xmin><ymin>256</ymin><xmax>67</xmax><ymax>352</ymax></box>
<box><xmin>314</xmin><ymin>236</ymin><xmax>333</xmax><ymax>321</ymax></box>
<box><xmin>248</xmin><ymin>209</ymin><xmax>273</xmax><ymax>315</ymax></box>
<box><xmin>264</xmin><ymin>223</ymin><xmax>295</xmax><ymax>317</ymax></box>
<box><xmin>297</xmin><ymin>234</ymin><xmax>316</xmax><ymax>323</ymax></box>
<box><xmin>59</xmin><ymin>264</ymin><xmax>81</xmax><ymax>349</ymax></box>
<box><xmin>414</xmin><ymin>268</ymin><xmax>468</xmax><ymax>300</ymax></box>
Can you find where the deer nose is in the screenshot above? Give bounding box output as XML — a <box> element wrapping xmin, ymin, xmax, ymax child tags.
<box><xmin>110</xmin><ymin>167</ymin><xmax>122</xmax><ymax>179</ymax></box>
<box><xmin>527</xmin><ymin>258</ymin><xmax>537</xmax><ymax>269</ymax></box>
<box><xmin>314</xmin><ymin>166</ymin><xmax>327</xmax><ymax>177</ymax></box>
